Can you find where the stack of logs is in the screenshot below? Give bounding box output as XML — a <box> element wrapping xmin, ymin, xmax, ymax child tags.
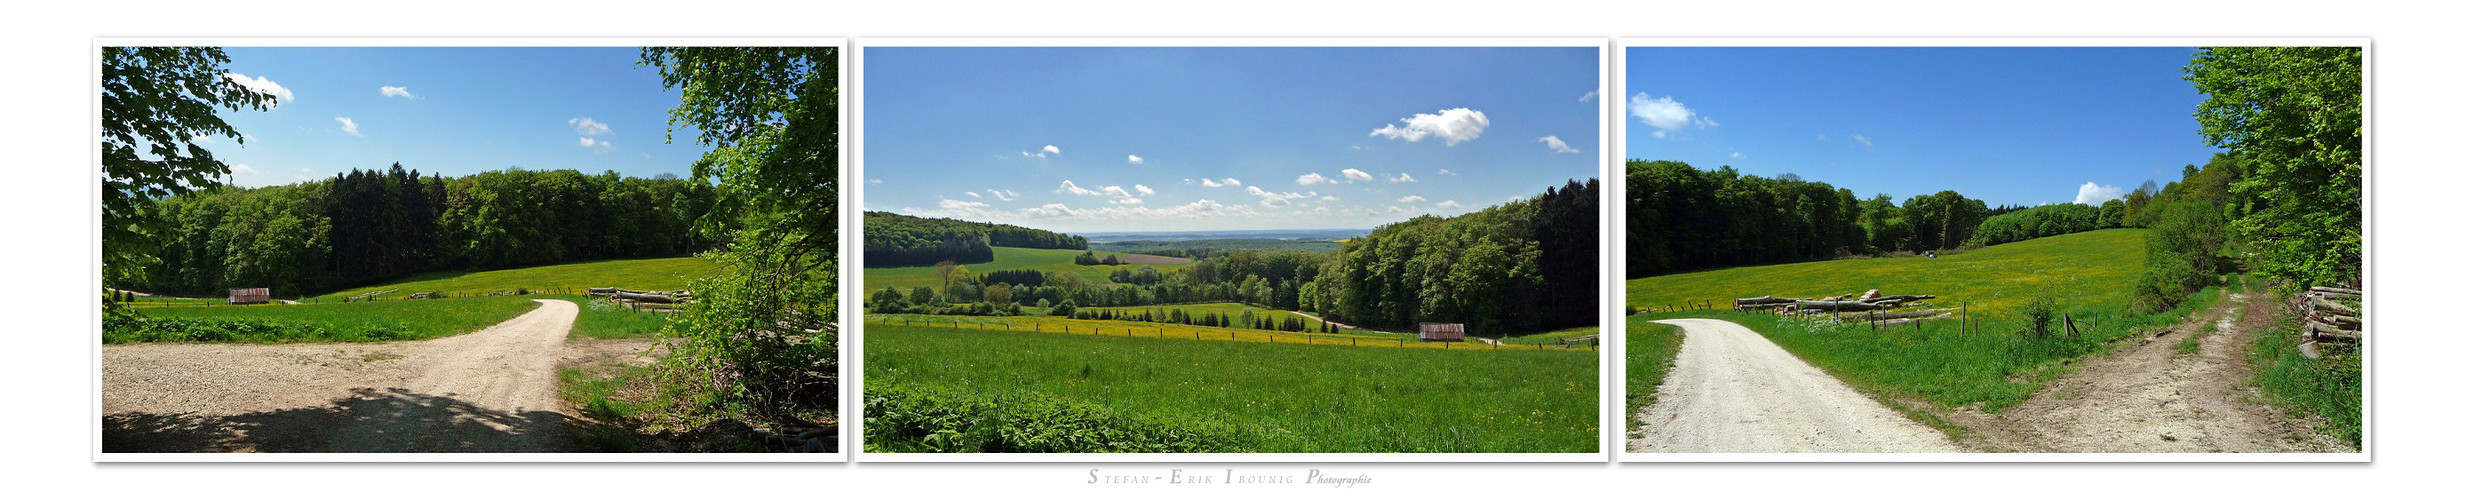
<box><xmin>2294</xmin><ymin>286</ymin><xmax>2362</xmax><ymax>352</ymax></box>
<box><xmin>1734</xmin><ymin>289</ymin><xmax>1958</xmax><ymax>326</ymax></box>
<box><xmin>587</xmin><ymin>287</ymin><xmax>694</xmax><ymax>313</ymax></box>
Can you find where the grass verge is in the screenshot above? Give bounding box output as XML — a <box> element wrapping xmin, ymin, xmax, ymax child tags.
<box><xmin>1623</xmin><ymin>317</ymin><xmax>1683</xmax><ymax>412</ymax></box>
<box><xmin>2249</xmin><ymin>313</ymin><xmax>2364</xmax><ymax>448</ymax></box>
<box><xmin>103</xmin><ymin>296</ymin><xmax>544</xmax><ymax>343</ymax></box>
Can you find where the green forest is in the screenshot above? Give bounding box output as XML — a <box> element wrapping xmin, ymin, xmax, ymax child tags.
<box><xmin>111</xmin><ymin>165</ymin><xmax>723</xmax><ymax>296</ymax></box>
<box><xmin>862</xmin><ymin>211</ymin><xmax>1088</xmax><ymax>267</ymax></box>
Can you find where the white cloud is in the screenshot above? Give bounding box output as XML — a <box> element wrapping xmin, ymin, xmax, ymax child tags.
<box><xmin>228</xmin><ymin>163</ymin><xmax>259</xmax><ymax>175</ymax></box>
<box><xmin>1437</xmin><ymin>169</ymin><xmax>1457</xmax><ymax>176</ymax></box>
<box><xmin>569</xmin><ymin>117</ymin><xmax>612</xmax><ymax>136</ymax></box>
<box><xmin>1111</xmin><ymin>198</ymin><xmax>1144</xmax><ymax>205</ymax></box>
<box><xmin>1385</xmin><ymin>205</ymin><xmax>1412</xmax><ymax>214</ymax></box>
<box><xmin>1340</xmin><ymin>169</ymin><xmax>1373</xmax><ymax>182</ymax></box>
<box><xmin>1509</xmin><ymin>196</ymin><xmax>1526</xmax><ymax>202</ymax></box>
<box><xmin>1850</xmin><ymin>134</ymin><xmax>1874</xmax><ymax>148</ymax></box>
<box><xmin>1200</xmin><ymin>178</ymin><xmax>1242</xmax><ymax>188</ymax></box>
<box><xmin>1538</xmin><ymin>135</ymin><xmax>1580</xmax><ymax>154</ymax></box>
<box><xmin>908</xmin><ymin>198</ymin><xmax>1257</xmax><ymax>222</ymax></box>
<box><xmin>1397</xmin><ymin>195</ymin><xmax>1425</xmax><ymax>203</ymax></box>
<box><xmin>867</xmin><ymin>178</ymin><xmax>882</xmax><ymax>185</ymax></box>
<box><xmin>579</xmin><ymin>136</ymin><xmax>614</xmax><ymax>152</ymax></box>
<box><xmin>1629</xmin><ymin>91</ymin><xmax>1697</xmax><ymax>138</ymax></box>
<box><xmin>334</xmin><ymin>117</ymin><xmax>360</xmax><ymax>136</ymax></box>
<box><xmin>1369</xmin><ymin>107</ymin><xmax>1490</xmax><ymax>145</ymax></box>
<box><xmin>1436</xmin><ymin>200</ymin><xmax>1463</xmax><ymax>210</ymax></box>
<box><xmin>2074</xmin><ymin>181</ymin><xmax>2128</xmax><ymax>205</ymax></box>
<box><xmin>1320</xmin><ymin>195</ymin><xmax>1339</xmax><ymax>202</ymax></box>
<box><xmin>379</xmin><ymin>86</ymin><xmax>415</xmax><ymax>99</ymax></box>
<box><xmin>985</xmin><ymin>189</ymin><xmax>1017</xmax><ymax>201</ymax></box>
<box><xmin>966</xmin><ymin>191</ymin><xmax>982</xmax><ymax>198</ymax></box>
<box><xmin>1134</xmin><ymin>184</ymin><xmax>1155</xmax><ymax>196</ymax></box>
<box><xmin>1579</xmin><ymin>90</ymin><xmax>1599</xmax><ymax>102</ymax></box>
<box><xmin>940</xmin><ymin>198</ymin><xmax>988</xmax><ymax>211</ymax></box>
<box><xmin>223</xmin><ymin>73</ymin><xmax>294</xmax><ymax>104</ymax></box>
<box><xmin>1244</xmin><ymin>186</ymin><xmax>1311</xmax><ymax>207</ymax></box>
<box><xmin>1730</xmin><ymin>152</ymin><xmax>1744</xmax><ymax>159</ymax></box>
<box><xmin>1043</xmin><ymin>145</ymin><xmax>1061</xmax><ymax>155</ymax></box>
<box><xmin>1296</xmin><ymin>173</ymin><xmax>1331</xmax><ymax>186</ymax></box>
<box><xmin>1386</xmin><ymin>172</ymin><xmax>1417</xmax><ymax>183</ymax></box>
<box><xmin>1127</xmin><ymin>154</ymin><xmax>1143</xmax><ymax>164</ymax></box>
<box><xmin>1055</xmin><ymin>180</ymin><xmax>1101</xmax><ymax>196</ymax></box>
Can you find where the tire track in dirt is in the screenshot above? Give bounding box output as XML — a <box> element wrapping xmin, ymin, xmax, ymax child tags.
<box><xmin>103</xmin><ymin>299</ymin><xmax>581</xmax><ymax>453</ymax></box>
<box><xmin>1628</xmin><ymin>318</ymin><xmax>1958</xmax><ymax>453</ymax></box>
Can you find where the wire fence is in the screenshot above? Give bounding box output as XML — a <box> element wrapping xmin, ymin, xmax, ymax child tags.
<box><xmin>865</xmin><ymin>315</ymin><xmax>1597</xmax><ymax>352</ymax></box>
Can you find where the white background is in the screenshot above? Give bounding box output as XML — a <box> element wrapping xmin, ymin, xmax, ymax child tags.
<box><xmin>8</xmin><ymin>1</ymin><xmax>2459</xmax><ymax>498</ymax></box>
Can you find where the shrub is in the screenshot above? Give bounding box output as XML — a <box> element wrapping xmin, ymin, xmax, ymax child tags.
<box><xmin>2020</xmin><ymin>294</ymin><xmax>2058</xmax><ymax>340</ymax></box>
<box><xmin>862</xmin><ymin>385</ymin><xmax>1253</xmax><ymax>453</ymax></box>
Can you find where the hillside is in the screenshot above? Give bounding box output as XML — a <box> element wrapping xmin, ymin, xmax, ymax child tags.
<box><xmin>310</xmin><ymin>257</ymin><xmax>718</xmax><ymax>301</ymax></box>
<box><xmin>863</xmin><ymin>246</ymin><xmax>1192</xmax><ymax>292</ymax></box>
<box><xmin>1628</xmin><ymin>229</ymin><xmax>2148</xmax><ymax>314</ymax></box>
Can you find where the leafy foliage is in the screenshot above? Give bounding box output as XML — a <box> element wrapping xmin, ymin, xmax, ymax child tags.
<box><xmin>864</xmin><ymin>385</ymin><xmax>1252</xmax><ymax>453</ymax></box>
<box><xmin>642</xmin><ymin>46</ymin><xmax>840</xmax><ymax>425</ymax></box>
<box><xmin>1967</xmin><ymin>203</ymin><xmax>2111</xmax><ymax>247</ymax></box>
<box><xmin>1307</xmin><ymin>179</ymin><xmax>1598</xmax><ymax>334</ymax></box>
<box><xmin>863</xmin><ymin>211</ymin><xmax>1085</xmax><ymax>267</ymax></box>
<box><xmin>2186</xmin><ymin>46</ymin><xmax>2364</xmax><ymax>290</ymax></box>
<box><xmin>101</xmin><ymin>47</ymin><xmax>278</xmax><ymax>283</ymax></box>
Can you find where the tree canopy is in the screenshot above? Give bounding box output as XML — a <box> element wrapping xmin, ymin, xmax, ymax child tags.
<box><xmin>101</xmin><ymin>47</ymin><xmax>278</xmax><ymax>281</ymax></box>
<box><xmin>2186</xmin><ymin>46</ymin><xmax>2364</xmax><ymax>289</ymax></box>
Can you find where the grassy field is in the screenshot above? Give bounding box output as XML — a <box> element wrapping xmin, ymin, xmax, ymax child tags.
<box><xmin>865</xmin><ymin>313</ymin><xmax>1595</xmax><ymax>352</ymax></box>
<box><xmin>309</xmin><ymin>257</ymin><xmax>717</xmax><ymax>301</ymax></box>
<box><xmin>864</xmin><ymin>324</ymin><xmax>1597</xmax><ymax>453</ymax></box>
<box><xmin>560</xmin><ymin>294</ymin><xmax>677</xmax><ymax>340</ymax></box>
<box><xmin>1623</xmin><ymin>317</ymin><xmax>1683</xmax><ymax>411</ymax></box>
<box><xmin>1493</xmin><ymin>325</ymin><xmax>1602</xmax><ymax>346</ymax></box>
<box><xmin>1627</xmin><ymin>229</ymin><xmax>2149</xmax><ymax>314</ymax></box>
<box><xmin>104</xmin><ymin>296</ymin><xmax>546</xmax><ymax>343</ymax></box>
<box><xmin>2250</xmin><ymin>311</ymin><xmax>2365</xmax><ymax>447</ymax></box>
<box><xmin>1625</xmin><ymin>229</ymin><xmax>2222</xmax><ymax>417</ymax></box>
<box><xmin>863</xmin><ymin>246</ymin><xmax>1192</xmax><ymax>293</ymax></box>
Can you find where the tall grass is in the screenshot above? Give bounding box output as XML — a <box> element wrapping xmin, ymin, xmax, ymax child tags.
<box><xmin>560</xmin><ymin>294</ymin><xmax>676</xmax><ymax>340</ymax></box>
<box><xmin>2249</xmin><ymin>314</ymin><xmax>2364</xmax><ymax>447</ymax></box>
<box><xmin>103</xmin><ymin>296</ymin><xmax>546</xmax><ymax>343</ymax></box>
<box><xmin>865</xmin><ymin>324</ymin><xmax>1597</xmax><ymax>453</ymax></box>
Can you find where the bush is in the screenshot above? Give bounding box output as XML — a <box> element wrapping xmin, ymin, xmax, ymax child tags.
<box><xmin>2020</xmin><ymin>295</ymin><xmax>2058</xmax><ymax>340</ymax></box>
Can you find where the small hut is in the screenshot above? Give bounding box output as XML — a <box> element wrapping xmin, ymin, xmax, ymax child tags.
<box><xmin>228</xmin><ymin>288</ymin><xmax>271</xmax><ymax>305</ymax></box>
<box><xmin>1418</xmin><ymin>322</ymin><xmax>1466</xmax><ymax>343</ymax></box>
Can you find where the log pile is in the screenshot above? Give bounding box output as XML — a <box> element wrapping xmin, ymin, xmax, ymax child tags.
<box><xmin>1731</xmin><ymin>290</ymin><xmax>1963</xmax><ymax>327</ymax></box>
<box><xmin>587</xmin><ymin>287</ymin><xmax>695</xmax><ymax>312</ymax></box>
<box><xmin>2293</xmin><ymin>286</ymin><xmax>2362</xmax><ymax>349</ymax></box>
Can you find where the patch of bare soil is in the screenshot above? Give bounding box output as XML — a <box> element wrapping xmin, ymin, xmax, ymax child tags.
<box><xmin>1111</xmin><ymin>253</ymin><xmax>1194</xmax><ymax>265</ymax></box>
<box><xmin>103</xmin><ymin>299</ymin><xmax>579</xmax><ymax>453</ymax></box>
<box><xmin>1946</xmin><ymin>291</ymin><xmax>2351</xmax><ymax>453</ymax></box>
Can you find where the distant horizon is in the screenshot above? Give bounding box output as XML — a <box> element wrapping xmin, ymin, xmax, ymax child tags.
<box><xmin>864</xmin><ymin>46</ymin><xmax>1601</xmax><ymax>233</ymax></box>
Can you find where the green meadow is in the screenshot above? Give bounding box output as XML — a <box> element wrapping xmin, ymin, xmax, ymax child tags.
<box><xmin>1625</xmin><ymin>229</ymin><xmax>2219</xmax><ymax>416</ymax></box>
<box><xmin>310</xmin><ymin>256</ymin><xmax>718</xmax><ymax>301</ymax></box>
<box><xmin>865</xmin><ymin>324</ymin><xmax>1597</xmax><ymax>453</ymax></box>
<box><xmin>863</xmin><ymin>246</ymin><xmax>1191</xmax><ymax>292</ymax></box>
<box><xmin>104</xmin><ymin>296</ymin><xmax>547</xmax><ymax>343</ymax></box>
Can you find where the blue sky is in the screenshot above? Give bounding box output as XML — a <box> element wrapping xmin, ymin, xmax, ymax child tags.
<box><xmin>1624</xmin><ymin>47</ymin><xmax>2222</xmax><ymax>207</ymax></box>
<box><xmin>864</xmin><ymin>46</ymin><xmax>1601</xmax><ymax>233</ymax></box>
<box><xmin>197</xmin><ymin>47</ymin><xmax>706</xmax><ymax>187</ymax></box>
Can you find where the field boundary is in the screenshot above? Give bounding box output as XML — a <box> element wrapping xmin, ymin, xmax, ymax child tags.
<box><xmin>863</xmin><ymin>315</ymin><xmax>1595</xmax><ymax>352</ymax></box>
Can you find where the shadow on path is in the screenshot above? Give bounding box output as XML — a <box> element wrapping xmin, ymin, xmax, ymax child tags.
<box><xmin>103</xmin><ymin>387</ymin><xmax>582</xmax><ymax>453</ymax></box>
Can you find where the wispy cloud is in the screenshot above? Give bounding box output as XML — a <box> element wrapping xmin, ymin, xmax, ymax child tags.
<box><xmin>379</xmin><ymin>86</ymin><xmax>415</xmax><ymax>99</ymax></box>
<box><xmin>579</xmin><ymin>136</ymin><xmax>614</xmax><ymax>152</ymax></box>
<box><xmin>1538</xmin><ymin>135</ymin><xmax>1580</xmax><ymax>154</ymax></box>
<box><xmin>569</xmin><ymin>117</ymin><xmax>612</xmax><ymax>136</ymax></box>
<box><xmin>1579</xmin><ymin>90</ymin><xmax>1599</xmax><ymax>103</ymax></box>
<box><xmin>1296</xmin><ymin>172</ymin><xmax>1331</xmax><ymax>186</ymax></box>
<box><xmin>1369</xmin><ymin>107</ymin><xmax>1489</xmax><ymax>146</ymax></box>
<box><xmin>335</xmin><ymin>117</ymin><xmax>361</xmax><ymax>136</ymax></box>
<box><xmin>1850</xmin><ymin>133</ymin><xmax>1874</xmax><ymax>149</ymax></box>
<box><xmin>1340</xmin><ymin>169</ymin><xmax>1373</xmax><ymax>182</ymax></box>
<box><xmin>1022</xmin><ymin>144</ymin><xmax>1062</xmax><ymax>158</ymax></box>
<box><xmin>1200</xmin><ymin>177</ymin><xmax>1242</xmax><ymax>188</ymax></box>
<box><xmin>1397</xmin><ymin>195</ymin><xmax>1425</xmax><ymax>203</ymax></box>
<box><xmin>1126</xmin><ymin>154</ymin><xmax>1143</xmax><ymax>164</ymax></box>
<box><xmin>1386</xmin><ymin>172</ymin><xmax>1417</xmax><ymax>183</ymax></box>
<box><xmin>1436</xmin><ymin>200</ymin><xmax>1463</xmax><ymax>210</ymax></box>
<box><xmin>985</xmin><ymin>189</ymin><xmax>1018</xmax><ymax>201</ymax></box>
<box><xmin>1437</xmin><ymin>169</ymin><xmax>1458</xmax><ymax>176</ymax></box>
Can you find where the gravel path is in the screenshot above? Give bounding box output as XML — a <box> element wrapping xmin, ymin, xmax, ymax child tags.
<box><xmin>1628</xmin><ymin>318</ymin><xmax>1958</xmax><ymax>453</ymax></box>
<box><xmin>1955</xmin><ymin>293</ymin><xmax>2352</xmax><ymax>452</ymax></box>
<box><xmin>103</xmin><ymin>299</ymin><xmax>579</xmax><ymax>453</ymax></box>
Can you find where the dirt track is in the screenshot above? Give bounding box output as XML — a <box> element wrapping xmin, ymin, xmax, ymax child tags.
<box><xmin>1629</xmin><ymin>318</ymin><xmax>1959</xmax><ymax>453</ymax></box>
<box><xmin>103</xmin><ymin>299</ymin><xmax>581</xmax><ymax>453</ymax></box>
<box><xmin>1952</xmin><ymin>293</ymin><xmax>2353</xmax><ymax>452</ymax></box>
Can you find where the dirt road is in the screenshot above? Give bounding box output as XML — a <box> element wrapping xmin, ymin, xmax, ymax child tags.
<box><xmin>1954</xmin><ymin>293</ymin><xmax>2351</xmax><ymax>452</ymax></box>
<box><xmin>1628</xmin><ymin>318</ymin><xmax>1958</xmax><ymax>453</ymax></box>
<box><xmin>103</xmin><ymin>299</ymin><xmax>580</xmax><ymax>453</ymax></box>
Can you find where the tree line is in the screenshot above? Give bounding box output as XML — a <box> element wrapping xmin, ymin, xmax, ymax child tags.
<box><xmin>117</xmin><ymin>165</ymin><xmax>723</xmax><ymax>295</ymax></box>
<box><xmin>869</xmin><ymin>179</ymin><xmax>1600</xmax><ymax>336</ymax></box>
<box><xmin>862</xmin><ymin>211</ymin><xmax>1086</xmax><ymax>267</ymax></box>
<box><xmin>1627</xmin><ymin>160</ymin><xmax>2003</xmax><ymax>277</ymax></box>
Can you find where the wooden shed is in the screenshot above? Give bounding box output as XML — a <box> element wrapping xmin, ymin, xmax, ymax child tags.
<box><xmin>1418</xmin><ymin>322</ymin><xmax>1466</xmax><ymax>342</ymax></box>
<box><xmin>228</xmin><ymin>288</ymin><xmax>271</xmax><ymax>305</ymax></box>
